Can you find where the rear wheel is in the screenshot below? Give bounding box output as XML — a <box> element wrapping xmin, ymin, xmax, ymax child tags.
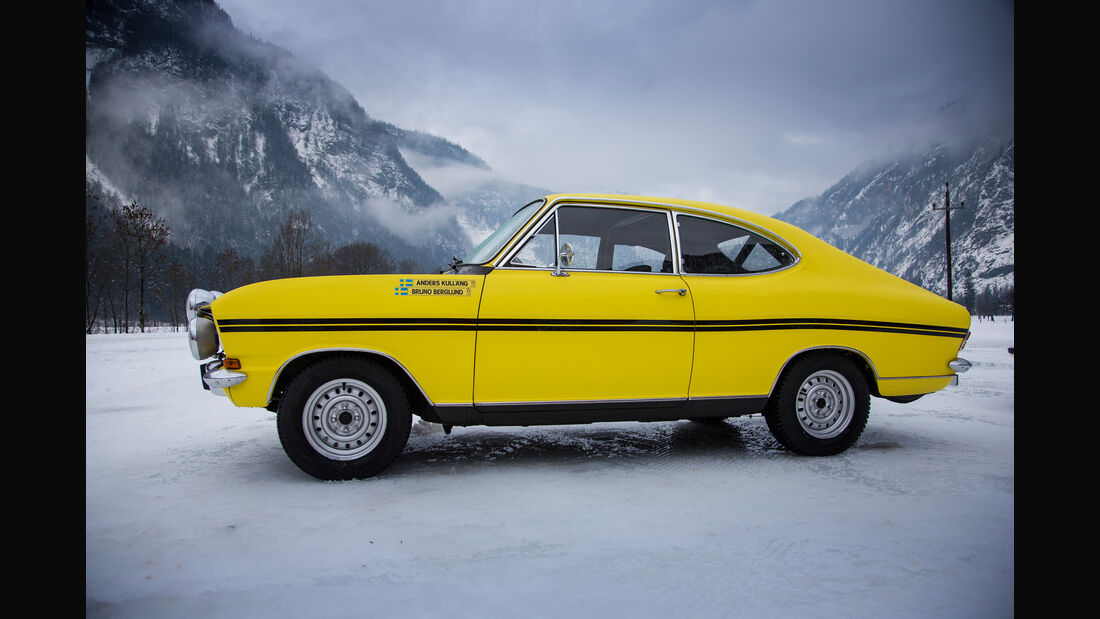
<box><xmin>764</xmin><ymin>354</ymin><xmax>869</xmax><ymax>455</ymax></box>
<box><xmin>277</xmin><ymin>357</ymin><xmax>412</xmax><ymax>480</ymax></box>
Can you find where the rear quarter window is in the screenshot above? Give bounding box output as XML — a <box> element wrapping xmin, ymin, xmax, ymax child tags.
<box><xmin>678</xmin><ymin>215</ymin><xmax>795</xmax><ymax>275</ymax></box>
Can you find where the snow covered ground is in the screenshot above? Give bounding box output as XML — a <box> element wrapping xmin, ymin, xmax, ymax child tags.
<box><xmin>86</xmin><ymin>318</ymin><xmax>1014</xmax><ymax>618</ymax></box>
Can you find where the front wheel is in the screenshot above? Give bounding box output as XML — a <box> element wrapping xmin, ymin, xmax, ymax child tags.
<box><xmin>277</xmin><ymin>357</ymin><xmax>412</xmax><ymax>480</ymax></box>
<box><xmin>764</xmin><ymin>354</ymin><xmax>869</xmax><ymax>456</ymax></box>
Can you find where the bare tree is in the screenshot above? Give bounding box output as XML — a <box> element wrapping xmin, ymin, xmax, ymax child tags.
<box><xmin>262</xmin><ymin>209</ymin><xmax>324</xmax><ymax>279</ymax></box>
<box><xmin>396</xmin><ymin>258</ymin><xmax>424</xmax><ymax>274</ymax></box>
<box><xmin>214</xmin><ymin>248</ymin><xmax>255</xmax><ymax>291</ymax></box>
<box><xmin>85</xmin><ymin>182</ymin><xmax>110</xmax><ymax>333</ymax></box>
<box><xmin>165</xmin><ymin>260</ymin><xmax>190</xmax><ymax>330</ymax></box>
<box><xmin>328</xmin><ymin>241</ymin><xmax>395</xmax><ymax>275</ymax></box>
<box><xmin>114</xmin><ymin>200</ymin><xmax>170</xmax><ymax>332</ymax></box>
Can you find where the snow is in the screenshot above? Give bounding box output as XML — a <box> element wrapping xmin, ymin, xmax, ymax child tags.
<box><xmin>86</xmin><ymin>319</ymin><xmax>1014</xmax><ymax>618</ymax></box>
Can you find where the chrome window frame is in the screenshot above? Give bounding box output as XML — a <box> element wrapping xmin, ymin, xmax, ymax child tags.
<box><xmin>672</xmin><ymin>211</ymin><xmax>801</xmax><ymax>277</ymax></box>
<box><xmin>496</xmin><ymin>200</ymin><xmax>682</xmax><ymax>276</ymax></box>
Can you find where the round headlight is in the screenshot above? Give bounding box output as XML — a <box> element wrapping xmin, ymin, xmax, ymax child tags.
<box><xmin>186</xmin><ymin>289</ymin><xmax>223</xmax><ymax>321</ymax></box>
<box><xmin>188</xmin><ymin>316</ymin><xmax>220</xmax><ymax>360</ymax></box>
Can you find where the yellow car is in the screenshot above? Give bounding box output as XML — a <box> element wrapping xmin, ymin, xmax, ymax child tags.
<box><xmin>187</xmin><ymin>194</ymin><xmax>972</xmax><ymax>480</ymax></box>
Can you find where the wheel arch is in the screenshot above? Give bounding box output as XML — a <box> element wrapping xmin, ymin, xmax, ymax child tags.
<box><xmin>768</xmin><ymin>346</ymin><xmax>880</xmax><ymax>401</ymax></box>
<box><xmin>265</xmin><ymin>348</ymin><xmax>433</xmax><ymax>417</ymax></box>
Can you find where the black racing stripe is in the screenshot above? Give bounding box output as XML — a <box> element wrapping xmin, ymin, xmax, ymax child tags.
<box><xmin>216</xmin><ymin>317</ymin><xmax>478</xmax><ymax>326</ymax></box>
<box><xmin>477</xmin><ymin>325</ymin><xmax>694</xmax><ymax>332</ymax></box>
<box><xmin>479</xmin><ymin>318</ymin><xmax>693</xmax><ymax>327</ymax></box>
<box><xmin>696</xmin><ymin>323</ymin><xmax>966</xmax><ymax>338</ymax></box>
<box><xmin>217</xmin><ymin>316</ymin><xmax>965</xmax><ymax>338</ymax></box>
<box><xmin>218</xmin><ymin>324</ymin><xmax>478</xmax><ymax>333</ymax></box>
<box><xmin>696</xmin><ymin>317</ymin><xmax>969</xmax><ymax>334</ymax></box>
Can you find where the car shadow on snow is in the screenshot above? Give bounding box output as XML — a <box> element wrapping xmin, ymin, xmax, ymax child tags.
<box><xmin>385</xmin><ymin>417</ymin><xmax>786</xmax><ymax>477</ymax></box>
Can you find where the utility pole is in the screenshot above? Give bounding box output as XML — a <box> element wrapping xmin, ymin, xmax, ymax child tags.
<box><xmin>931</xmin><ymin>182</ymin><xmax>964</xmax><ymax>301</ymax></box>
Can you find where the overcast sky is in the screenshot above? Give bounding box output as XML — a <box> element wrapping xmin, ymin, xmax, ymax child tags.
<box><xmin>215</xmin><ymin>0</ymin><xmax>1013</xmax><ymax>215</ymax></box>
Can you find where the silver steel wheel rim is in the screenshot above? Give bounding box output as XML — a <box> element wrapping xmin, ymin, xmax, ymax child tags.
<box><xmin>302</xmin><ymin>378</ymin><xmax>387</xmax><ymax>461</ymax></box>
<box><xmin>795</xmin><ymin>369</ymin><xmax>855</xmax><ymax>439</ymax></box>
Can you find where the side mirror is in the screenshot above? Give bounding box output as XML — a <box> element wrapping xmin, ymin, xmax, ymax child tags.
<box><xmin>553</xmin><ymin>243</ymin><xmax>574</xmax><ymax>277</ymax></box>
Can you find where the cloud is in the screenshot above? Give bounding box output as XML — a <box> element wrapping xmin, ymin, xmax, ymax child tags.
<box><xmin>217</xmin><ymin>0</ymin><xmax>1014</xmax><ymax>214</ymax></box>
<box><xmin>784</xmin><ymin>132</ymin><xmax>831</xmax><ymax>147</ymax></box>
<box><xmin>361</xmin><ymin>195</ymin><xmax>466</xmax><ymax>247</ymax></box>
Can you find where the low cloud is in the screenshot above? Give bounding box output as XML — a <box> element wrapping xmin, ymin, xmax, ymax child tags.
<box><xmin>361</xmin><ymin>195</ymin><xmax>467</xmax><ymax>247</ymax></box>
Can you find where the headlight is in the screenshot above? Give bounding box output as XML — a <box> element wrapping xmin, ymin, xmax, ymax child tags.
<box><xmin>188</xmin><ymin>316</ymin><xmax>220</xmax><ymax>360</ymax></box>
<box><xmin>186</xmin><ymin>288</ymin><xmax>222</xmax><ymax>321</ymax></box>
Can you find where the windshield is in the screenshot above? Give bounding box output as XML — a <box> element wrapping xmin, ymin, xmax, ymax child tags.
<box><xmin>462</xmin><ymin>199</ymin><xmax>546</xmax><ymax>265</ymax></box>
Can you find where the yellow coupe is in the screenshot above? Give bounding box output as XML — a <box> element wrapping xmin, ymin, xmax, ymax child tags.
<box><xmin>187</xmin><ymin>194</ymin><xmax>972</xmax><ymax>480</ymax></box>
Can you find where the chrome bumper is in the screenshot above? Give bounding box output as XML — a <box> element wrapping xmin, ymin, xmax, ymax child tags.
<box><xmin>948</xmin><ymin>358</ymin><xmax>972</xmax><ymax>373</ymax></box>
<box><xmin>201</xmin><ymin>360</ymin><xmax>246</xmax><ymax>396</ymax></box>
<box><xmin>947</xmin><ymin>357</ymin><xmax>971</xmax><ymax>387</ymax></box>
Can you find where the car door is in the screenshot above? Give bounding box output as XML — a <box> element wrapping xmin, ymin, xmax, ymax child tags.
<box><xmin>675</xmin><ymin>213</ymin><xmax>800</xmax><ymax>399</ymax></box>
<box><xmin>473</xmin><ymin>203</ymin><xmax>695</xmax><ymax>411</ymax></box>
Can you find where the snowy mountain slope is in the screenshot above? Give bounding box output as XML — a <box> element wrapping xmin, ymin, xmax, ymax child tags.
<box><xmin>774</xmin><ymin>106</ymin><xmax>1013</xmax><ymax>302</ymax></box>
<box><xmin>85</xmin><ymin>0</ymin><xmax>493</xmax><ymax>267</ymax></box>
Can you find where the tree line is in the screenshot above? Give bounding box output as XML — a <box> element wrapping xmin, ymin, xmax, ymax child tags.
<box><xmin>959</xmin><ymin>269</ymin><xmax>1014</xmax><ymax>320</ymax></box>
<box><xmin>85</xmin><ymin>182</ymin><xmax>428</xmax><ymax>334</ymax></box>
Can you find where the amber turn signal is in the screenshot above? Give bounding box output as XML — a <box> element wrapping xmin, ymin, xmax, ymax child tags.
<box><xmin>222</xmin><ymin>358</ymin><xmax>242</xmax><ymax>370</ymax></box>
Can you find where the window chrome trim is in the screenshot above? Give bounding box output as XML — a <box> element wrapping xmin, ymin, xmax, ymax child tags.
<box><xmin>495</xmin><ymin>200</ymin><xmax>681</xmax><ymax>275</ymax></box>
<box><xmin>492</xmin><ymin>195</ymin><xmax>802</xmax><ymax>277</ymax></box>
<box><xmin>544</xmin><ymin>195</ymin><xmax>801</xmax><ymax>254</ymax></box>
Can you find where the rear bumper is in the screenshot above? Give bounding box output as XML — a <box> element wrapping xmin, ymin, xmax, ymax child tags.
<box><xmin>948</xmin><ymin>358</ymin><xmax>972</xmax><ymax>373</ymax></box>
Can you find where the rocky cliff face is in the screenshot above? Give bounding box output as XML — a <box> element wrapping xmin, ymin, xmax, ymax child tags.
<box><xmin>86</xmin><ymin>0</ymin><xmax>490</xmax><ymax>267</ymax></box>
<box><xmin>774</xmin><ymin>104</ymin><xmax>1013</xmax><ymax>302</ymax></box>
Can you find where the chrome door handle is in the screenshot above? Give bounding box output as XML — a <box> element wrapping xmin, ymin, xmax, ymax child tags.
<box><xmin>655</xmin><ymin>288</ymin><xmax>687</xmax><ymax>296</ymax></box>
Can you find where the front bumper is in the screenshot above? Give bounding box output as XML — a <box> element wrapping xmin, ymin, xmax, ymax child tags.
<box><xmin>200</xmin><ymin>359</ymin><xmax>247</xmax><ymax>396</ymax></box>
<box><xmin>188</xmin><ymin>288</ymin><xmax>243</xmax><ymax>396</ymax></box>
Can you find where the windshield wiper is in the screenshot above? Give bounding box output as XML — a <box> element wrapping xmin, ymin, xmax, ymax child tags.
<box><xmin>443</xmin><ymin>256</ymin><xmax>475</xmax><ymax>273</ymax></box>
<box><xmin>442</xmin><ymin>256</ymin><xmax>493</xmax><ymax>275</ymax></box>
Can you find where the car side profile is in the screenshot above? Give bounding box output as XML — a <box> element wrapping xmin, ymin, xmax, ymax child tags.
<box><xmin>187</xmin><ymin>194</ymin><xmax>971</xmax><ymax>480</ymax></box>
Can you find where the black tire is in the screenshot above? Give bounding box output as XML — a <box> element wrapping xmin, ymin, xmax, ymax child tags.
<box><xmin>277</xmin><ymin>357</ymin><xmax>412</xmax><ymax>480</ymax></box>
<box><xmin>763</xmin><ymin>354</ymin><xmax>869</xmax><ymax>456</ymax></box>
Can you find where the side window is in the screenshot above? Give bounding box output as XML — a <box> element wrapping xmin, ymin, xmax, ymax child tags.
<box><xmin>506</xmin><ymin>206</ymin><xmax>674</xmax><ymax>272</ymax></box>
<box><xmin>558</xmin><ymin>206</ymin><xmax>673</xmax><ymax>272</ymax></box>
<box><xmin>678</xmin><ymin>215</ymin><xmax>794</xmax><ymax>274</ymax></box>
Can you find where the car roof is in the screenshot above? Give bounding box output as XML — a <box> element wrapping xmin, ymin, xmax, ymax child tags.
<box><xmin>541</xmin><ymin>193</ymin><xmax>813</xmax><ymax>247</ymax></box>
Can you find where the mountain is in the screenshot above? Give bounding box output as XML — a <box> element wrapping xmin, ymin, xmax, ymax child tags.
<box><xmin>85</xmin><ymin>0</ymin><xmax>503</xmax><ymax>269</ymax></box>
<box><xmin>773</xmin><ymin>102</ymin><xmax>1013</xmax><ymax>307</ymax></box>
<box><xmin>86</xmin><ymin>0</ymin><xmax>1012</xmax><ymax>303</ymax></box>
